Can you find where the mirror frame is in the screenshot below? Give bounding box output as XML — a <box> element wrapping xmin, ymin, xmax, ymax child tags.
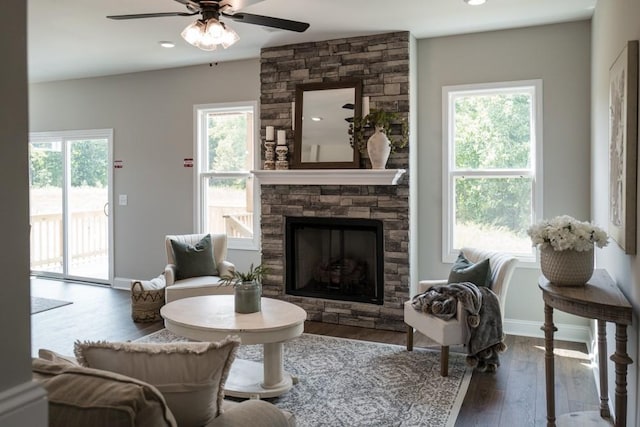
<box><xmin>292</xmin><ymin>80</ymin><xmax>362</xmax><ymax>169</ymax></box>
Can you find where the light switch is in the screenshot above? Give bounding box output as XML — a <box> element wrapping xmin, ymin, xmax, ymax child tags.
<box><xmin>119</xmin><ymin>194</ymin><xmax>128</xmax><ymax>206</ymax></box>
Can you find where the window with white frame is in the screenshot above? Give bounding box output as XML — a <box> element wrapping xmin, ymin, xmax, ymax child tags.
<box><xmin>442</xmin><ymin>80</ymin><xmax>542</xmax><ymax>262</ymax></box>
<box><xmin>196</xmin><ymin>102</ymin><xmax>259</xmax><ymax>250</ymax></box>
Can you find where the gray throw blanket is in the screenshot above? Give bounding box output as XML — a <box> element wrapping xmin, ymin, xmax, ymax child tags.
<box><xmin>411</xmin><ymin>282</ymin><xmax>507</xmax><ymax>372</ymax></box>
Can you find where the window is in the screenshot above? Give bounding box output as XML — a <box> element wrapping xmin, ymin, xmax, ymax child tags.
<box><xmin>196</xmin><ymin>102</ymin><xmax>259</xmax><ymax>250</ymax></box>
<box><xmin>443</xmin><ymin>80</ymin><xmax>542</xmax><ymax>262</ymax></box>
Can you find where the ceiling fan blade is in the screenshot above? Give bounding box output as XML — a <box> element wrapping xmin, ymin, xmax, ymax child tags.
<box><xmin>222</xmin><ymin>12</ymin><xmax>309</xmax><ymax>32</ymax></box>
<box><xmin>107</xmin><ymin>12</ymin><xmax>198</xmax><ymax>20</ymax></box>
<box><xmin>172</xmin><ymin>0</ymin><xmax>202</xmax><ymax>12</ymax></box>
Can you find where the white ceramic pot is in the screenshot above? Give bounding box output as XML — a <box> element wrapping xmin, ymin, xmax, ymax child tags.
<box><xmin>367</xmin><ymin>126</ymin><xmax>391</xmax><ymax>170</ymax></box>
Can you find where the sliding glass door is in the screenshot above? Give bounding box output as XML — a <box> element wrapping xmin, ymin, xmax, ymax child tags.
<box><xmin>29</xmin><ymin>130</ymin><xmax>113</xmax><ymax>284</ymax></box>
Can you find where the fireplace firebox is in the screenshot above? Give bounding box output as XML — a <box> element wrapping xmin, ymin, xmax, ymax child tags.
<box><xmin>285</xmin><ymin>216</ymin><xmax>384</xmax><ymax>305</ymax></box>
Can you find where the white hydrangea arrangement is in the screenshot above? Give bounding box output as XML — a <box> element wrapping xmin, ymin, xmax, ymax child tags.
<box><xmin>527</xmin><ymin>215</ymin><xmax>609</xmax><ymax>252</ymax></box>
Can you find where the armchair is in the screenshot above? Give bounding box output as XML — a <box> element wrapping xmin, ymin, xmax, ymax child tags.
<box><xmin>164</xmin><ymin>233</ymin><xmax>236</xmax><ymax>303</ymax></box>
<box><xmin>404</xmin><ymin>247</ymin><xmax>517</xmax><ymax>376</ymax></box>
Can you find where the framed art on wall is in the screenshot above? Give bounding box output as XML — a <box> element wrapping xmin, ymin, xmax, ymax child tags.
<box><xmin>609</xmin><ymin>40</ymin><xmax>639</xmax><ymax>254</ymax></box>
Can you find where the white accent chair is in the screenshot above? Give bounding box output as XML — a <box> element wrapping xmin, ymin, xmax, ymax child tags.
<box><xmin>164</xmin><ymin>233</ymin><xmax>236</xmax><ymax>303</ymax></box>
<box><xmin>404</xmin><ymin>247</ymin><xmax>517</xmax><ymax>376</ymax></box>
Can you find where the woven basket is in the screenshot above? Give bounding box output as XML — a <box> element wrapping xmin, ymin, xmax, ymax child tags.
<box><xmin>540</xmin><ymin>246</ymin><xmax>594</xmax><ymax>286</ymax></box>
<box><xmin>131</xmin><ymin>280</ymin><xmax>165</xmax><ymax>322</ymax></box>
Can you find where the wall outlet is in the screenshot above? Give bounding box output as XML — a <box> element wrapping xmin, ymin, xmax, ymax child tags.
<box><xmin>118</xmin><ymin>194</ymin><xmax>127</xmax><ymax>206</ymax></box>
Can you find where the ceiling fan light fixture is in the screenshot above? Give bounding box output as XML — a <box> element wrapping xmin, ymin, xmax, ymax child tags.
<box><xmin>220</xmin><ymin>24</ymin><xmax>239</xmax><ymax>49</ymax></box>
<box><xmin>196</xmin><ymin>33</ymin><xmax>219</xmax><ymax>51</ymax></box>
<box><xmin>181</xmin><ymin>20</ymin><xmax>206</xmax><ymax>46</ymax></box>
<box><xmin>180</xmin><ymin>17</ymin><xmax>240</xmax><ymax>51</ymax></box>
<box><xmin>205</xmin><ymin>19</ymin><xmax>225</xmax><ymax>40</ymax></box>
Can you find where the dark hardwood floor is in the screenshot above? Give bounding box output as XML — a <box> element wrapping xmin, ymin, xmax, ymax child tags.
<box><xmin>30</xmin><ymin>277</ymin><xmax>600</xmax><ymax>426</ymax></box>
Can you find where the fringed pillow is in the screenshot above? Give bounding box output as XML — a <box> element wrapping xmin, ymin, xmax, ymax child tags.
<box><xmin>74</xmin><ymin>337</ymin><xmax>239</xmax><ymax>427</ymax></box>
<box><xmin>33</xmin><ymin>356</ymin><xmax>176</xmax><ymax>427</ymax></box>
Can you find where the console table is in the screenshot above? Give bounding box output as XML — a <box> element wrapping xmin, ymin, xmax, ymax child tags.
<box><xmin>539</xmin><ymin>269</ymin><xmax>632</xmax><ymax>427</ymax></box>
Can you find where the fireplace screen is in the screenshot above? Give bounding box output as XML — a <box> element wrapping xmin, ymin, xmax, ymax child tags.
<box><xmin>285</xmin><ymin>216</ymin><xmax>384</xmax><ymax>305</ymax></box>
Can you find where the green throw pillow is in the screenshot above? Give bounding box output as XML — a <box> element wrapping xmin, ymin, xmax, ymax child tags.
<box><xmin>170</xmin><ymin>234</ymin><xmax>218</xmax><ymax>280</ymax></box>
<box><xmin>448</xmin><ymin>252</ymin><xmax>492</xmax><ymax>288</ymax></box>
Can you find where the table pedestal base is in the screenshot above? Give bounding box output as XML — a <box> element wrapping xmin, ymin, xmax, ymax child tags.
<box><xmin>224</xmin><ymin>359</ymin><xmax>295</xmax><ymax>398</ymax></box>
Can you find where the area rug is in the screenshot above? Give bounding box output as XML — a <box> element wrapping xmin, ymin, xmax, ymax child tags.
<box><xmin>31</xmin><ymin>296</ymin><xmax>72</xmax><ymax>314</ymax></box>
<box><xmin>137</xmin><ymin>329</ymin><xmax>472</xmax><ymax>427</ymax></box>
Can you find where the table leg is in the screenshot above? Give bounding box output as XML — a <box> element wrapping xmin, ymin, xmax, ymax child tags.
<box><xmin>542</xmin><ymin>303</ymin><xmax>557</xmax><ymax>427</ymax></box>
<box><xmin>225</xmin><ymin>342</ymin><xmax>294</xmax><ymax>398</ymax></box>
<box><xmin>263</xmin><ymin>342</ymin><xmax>285</xmax><ymax>388</ymax></box>
<box><xmin>596</xmin><ymin>320</ymin><xmax>611</xmax><ymax>418</ymax></box>
<box><xmin>610</xmin><ymin>323</ymin><xmax>632</xmax><ymax>427</ymax></box>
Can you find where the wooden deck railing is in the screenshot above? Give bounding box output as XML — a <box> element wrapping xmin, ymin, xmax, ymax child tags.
<box><xmin>30</xmin><ymin>211</ymin><xmax>107</xmax><ymax>269</ymax></box>
<box><xmin>208</xmin><ymin>207</ymin><xmax>253</xmax><ymax>238</ymax></box>
<box><xmin>223</xmin><ymin>213</ymin><xmax>253</xmax><ymax>238</ymax></box>
<box><xmin>30</xmin><ymin>208</ymin><xmax>251</xmax><ymax>269</ymax></box>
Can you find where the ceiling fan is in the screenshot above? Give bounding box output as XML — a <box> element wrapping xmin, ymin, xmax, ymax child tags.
<box><xmin>107</xmin><ymin>0</ymin><xmax>310</xmax><ymax>51</ymax></box>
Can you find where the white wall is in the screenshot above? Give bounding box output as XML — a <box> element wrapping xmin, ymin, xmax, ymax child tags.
<box><xmin>416</xmin><ymin>21</ymin><xmax>593</xmax><ymax>331</ymax></box>
<box><xmin>29</xmin><ymin>60</ymin><xmax>262</xmax><ymax>283</ymax></box>
<box><xmin>0</xmin><ymin>2</ymin><xmax>48</xmax><ymax>425</ymax></box>
<box><xmin>591</xmin><ymin>1</ymin><xmax>640</xmax><ymax>424</ymax></box>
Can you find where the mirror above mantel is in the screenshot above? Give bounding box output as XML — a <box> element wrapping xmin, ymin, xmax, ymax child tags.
<box><xmin>292</xmin><ymin>80</ymin><xmax>362</xmax><ymax>169</ymax></box>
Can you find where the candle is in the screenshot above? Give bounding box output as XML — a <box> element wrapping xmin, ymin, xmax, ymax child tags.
<box><xmin>277</xmin><ymin>130</ymin><xmax>286</xmax><ymax>145</ymax></box>
<box><xmin>362</xmin><ymin>96</ymin><xmax>370</xmax><ymax>116</ymax></box>
<box><xmin>266</xmin><ymin>126</ymin><xmax>274</xmax><ymax>141</ymax></box>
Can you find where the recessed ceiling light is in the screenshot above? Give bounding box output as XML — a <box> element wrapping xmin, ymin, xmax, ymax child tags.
<box><xmin>159</xmin><ymin>41</ymin><xmax>175</xmax><ymax>48</ymax></box>
<box><xmin>311</xmin><ymin>117</ymin><xmax>323</xmax><ymax>122</ymax></box>
<box><xmin>464</xmin><ymin>0</ymin><xmax>486</xmax><ymax>5</ymax></box>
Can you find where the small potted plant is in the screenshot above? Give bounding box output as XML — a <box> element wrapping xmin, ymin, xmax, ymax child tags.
<box><xmin>219</xmin><ymin>263</ymin><xmax>268</xmax><ymax>313</ymax></box>
<box><xmin>349</xmin><ymin>108</ymin><xmax>408</xmax><ymax>169</ymax></box>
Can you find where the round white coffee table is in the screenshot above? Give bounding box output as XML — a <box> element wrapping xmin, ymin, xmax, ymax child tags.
<box><xmin>160</xmin><ymin>295</ymin><xmax>307</xmax><ymax>398</ymax></box>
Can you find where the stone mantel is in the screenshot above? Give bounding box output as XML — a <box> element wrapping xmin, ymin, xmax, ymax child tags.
<box><xmin>251</xmin><ymin>169</ymin><xmax>406</xmax><ymax>186</ymax></box>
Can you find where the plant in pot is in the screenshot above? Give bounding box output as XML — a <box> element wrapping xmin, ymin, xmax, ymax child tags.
<box><xmin>527</xmin><ymin>215</ymin><xmax>609</xmax><ymax>286</ymax></box>
<box><xmin>349</xmin><ymin>108</ymin><xmax>408</xmax><ymax>169</ymax></box>
<box><xmin>219</xmin><ymin>263</ymin><xmax>268</xmax><ymax>313</ymax></box>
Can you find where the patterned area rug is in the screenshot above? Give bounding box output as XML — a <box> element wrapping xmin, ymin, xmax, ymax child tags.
<box><xmin>31</xmin><ymin>296</ymin><xmax>72</xmax><ymax>314</ymax></box>
<box><xmin>137</xmin><ymin>329</ymin><xmax>472</xmax><ymax>427</ymax></box>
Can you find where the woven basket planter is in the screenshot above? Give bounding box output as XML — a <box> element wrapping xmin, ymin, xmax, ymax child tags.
<box><xmin>540</xmin><ymin>246</ymin><xmax>594</xmax><ymax>286</ymax></box>
<box><xmin>131</xmin><ymin>279</ymin><xmax>165</xmax><ymax>322</ymax></box>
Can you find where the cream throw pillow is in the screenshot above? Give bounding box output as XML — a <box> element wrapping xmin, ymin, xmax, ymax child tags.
<box><xmin>74</xmin><ymin>337</ymin><xmax>240</xmax><ymax>427</ymax></box>
<box><xmin>33</xmin><ymin>356</ymin><xmax>176</xmax><ymax>427</ymax></box>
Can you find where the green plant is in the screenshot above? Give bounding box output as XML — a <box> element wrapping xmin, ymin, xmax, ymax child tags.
<box><xmin>219</xmin><ymin>263</ymin><xmax>268</xmax><ymax>286</ymax></box>
<box><xmin>349</xmin><ymin>108</ymin><xmax>408</xmax><ymax>154</ymax></box>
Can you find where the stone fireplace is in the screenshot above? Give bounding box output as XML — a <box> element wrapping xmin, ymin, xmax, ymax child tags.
<box><xmin>258</xmin><ymin>31</ymin><xmax>411</xmax><ymax>331</ymax></box>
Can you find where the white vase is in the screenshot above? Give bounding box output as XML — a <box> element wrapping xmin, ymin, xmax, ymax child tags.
<box><xmin>367</xmin><ymin>126</ymin><xmax>391</xmax><ymax>170</ymax></box>
<box><xmin>539</xmin><ymin>246</ymin><xmax>594</xmax><ymax>286</ymax></box>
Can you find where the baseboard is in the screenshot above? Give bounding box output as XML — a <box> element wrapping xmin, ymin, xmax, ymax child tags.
<box><xmin>504</xmin><ymin>318</ymin><xmax>593</xmax><ymax>348</ymax></box>
<box><xmin>0</xmin><ymin>381</ymin><xmax>48</xmax><ymax>427</ymax></box>
<box><xmin>113</xmin><ymin>277</ymin><xmax>132</xmax><ymax>290</ymax></box>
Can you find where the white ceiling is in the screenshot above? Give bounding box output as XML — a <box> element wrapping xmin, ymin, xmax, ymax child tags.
<box><xmin>28</xmin><ymin>0</ymin><xmax>596</xmax><ymax>83</ymax></box>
